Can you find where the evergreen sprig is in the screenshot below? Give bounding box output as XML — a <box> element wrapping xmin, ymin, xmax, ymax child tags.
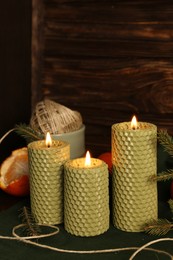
<box><xmin>151</xmin><ymin>169</ymin><xmax>173</xmax><ymax>182</ymax></box>
<box><xmin>152</xmin><ymin>129</ymin><xmax>173</xmax><ymax>182</ymax></box>
<box><xmin>144</xmin><ymin>219</ymin><xmax>173</xmax><ymax>236</ymax></box>
<box><xmin>157</xmin><ymin>129</ymin><xmax>173</xmax><ymax>157</ymax></box>
<box><xmin>19</xmin><ymin>206</ymin><xmax>41</xmax><ymax>237</ymax></box>
<box><xmin>144</xmin><ymin>129</ymin><xmax>173</xmax><ymax>235</ymax></box>
<box><xmin>168</xmin><ymin>199</ymin><xmax>173</xmax><ymax>214</ymax></box>
<box><xmin>15</xmin><ymin>123</ymin><xmax>42</xmax><ymax>143</ymax></box>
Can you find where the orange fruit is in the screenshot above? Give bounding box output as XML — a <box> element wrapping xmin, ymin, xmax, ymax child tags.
<box><xmin>0</xmin><ymin>147</ymin><xmax>30</xmax><ymax>196</ymax></box>
<box><xmin>98</xmin><ymin>152</ymin><xmax>112</xmax><ymax>173</ymax></box>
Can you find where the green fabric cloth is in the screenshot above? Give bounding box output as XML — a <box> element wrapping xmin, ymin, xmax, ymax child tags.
<box><xmin>0</xmin><ymin>144</ymin><xmax>173</xmax><ymax>260</ymax></box>
<box><xmin>0</xmin><ymin>200</ymin><xmax>173</xmax><ymax>260</ymax></box>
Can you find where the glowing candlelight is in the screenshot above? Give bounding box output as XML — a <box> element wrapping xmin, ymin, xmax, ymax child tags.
<box><xmin>46</xmin><ymin>132</ymin><xmax>52</xmax><ymax>147</ymax></box>
<box><xmin>85</xmin><ymin>151</ymin><xmax>91</xmax><ymax>166</ymax></box>
<box><xmin>131</xmin><ymin>115</ymin><xmax>138</xmax><ymax>130</ymax></box>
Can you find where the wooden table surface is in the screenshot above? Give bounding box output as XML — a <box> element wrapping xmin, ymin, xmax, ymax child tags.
<box><xmin>0</xmin><ymin>190</ymin><xmax>22</xmax><ymax>212</ymax></box>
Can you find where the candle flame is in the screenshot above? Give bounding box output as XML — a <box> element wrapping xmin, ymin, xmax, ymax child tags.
<box><xmin>131</xmin><ymin>116</ymin><xmax>138</xmax><ymax>130</ymax></box>
<box><xmin>46</xmin><ymin>132</ymin><xmax>52</xmax><ymax>147</ymax></box>
<box><xmin>85</xmin><ymin>151</ymin><xmax>91</xmax><ymax>166</ymax></box>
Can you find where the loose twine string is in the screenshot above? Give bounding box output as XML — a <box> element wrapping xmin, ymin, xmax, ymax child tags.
<box><xmin>0</xmin><ymin>224</ymin><xmax>172</xmax><ymax>259</ymax></box>
<box><xmin>0</xmin><ymin>131</ymin><xmax>173</xmax><ymax>259</ymax></box>
<box><xmin>0</xmin><ymin>129</ymin><xmax>15</xmax><ymax>144</ymax></box>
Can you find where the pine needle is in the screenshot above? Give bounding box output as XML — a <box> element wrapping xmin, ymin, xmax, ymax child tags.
<box><xmin>151</xmin><ymin>169</ymin><xmax>173</xmax><ymax>182</ymax></box>
<box><xmin>168</xmin><ymin>199</ymin><xmax>173</xmax><ymax>214</ymax></box>
<box><xmin>15</xmin><ymin>123</ymin><xmax>42</xmax><ymax>143</ymax></box>
<box><xmin>144</xmin><ymin>219</ymin><xmax>173</xmax><ymax>236</ymax></box>
<box><xmin>157</xmin><ymin>129</ymin><xmax>173</xmax><ymax>157</ymax></box>
<box><xmin>19</xmin><ymin>207</ymin><xmax>41</xmax><ymax>237</ymax></box>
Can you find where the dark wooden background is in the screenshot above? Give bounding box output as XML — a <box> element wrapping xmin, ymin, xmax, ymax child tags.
<box><xmin>32</xmin><ymin>0</ymin><xmax>173</xmax><ymax>157</ymax></box>
<box><xmin>1</xmin><ymin>2</ymin><xmax>173</xmax><ymax>157</ymax></box>
<box><xmin>0</xmin><ymin>1</ymin><xmax>31</xmax><ymax>207</ymax></box>
<box><xmin>0</xmin><ymin>0</ymin><xmax>31</xmax><ymax>163</ymax></box>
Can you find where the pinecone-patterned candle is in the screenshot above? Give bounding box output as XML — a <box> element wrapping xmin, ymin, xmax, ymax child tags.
<box><xmin>28</xmin><ymin>133</ymin><xmax>70</xmax><ymax>225</ymax></box>
<box><xmin>111</xmin><ymin>116</ymin><xmax>158</xmax><ymax>232</ymax></box>
<box><xmin>64</xmin><ymin>151</ymin><xmax>110</xmax><ymax>236</ymax></box>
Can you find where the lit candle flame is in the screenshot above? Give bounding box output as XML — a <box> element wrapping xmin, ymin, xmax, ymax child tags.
<box><xmin>46</xmin><ymin>132</ymin><xmax>52</xmax><ymax>147</ymax></box>
<box><xmin>85</xmin><ymin>151</ymin><xmax>91</xmax><ymax>166</ymax></box>
<box><xmin>131</xmin><ymin>116</ymin><xmax>138</xmax><ymax>130</ymax></box>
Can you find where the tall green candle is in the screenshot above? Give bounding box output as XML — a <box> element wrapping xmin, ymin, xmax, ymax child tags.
<box><xmin>112</xmin><ymin>117</ymin><xmax>158</xmax><ymax>232</ymax></box>
<box><xmin>64</xmin><ymin>152</ymin><xmax>110</xmax><ymax>236</ymax></box>
<box><xmin>28</xmin><ymin>133</ymin><xmax>70</xmax><ymax>225</ymax></box>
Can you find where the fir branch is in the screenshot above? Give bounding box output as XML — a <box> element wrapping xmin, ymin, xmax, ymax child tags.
<box><xmin>144</xmin><ymin>219</ymin><xmax>173</xmax><ymax>236</ymax></box>
<box><xmin>157</xmin><ymin>129</ymin><xmax>173</xmax><ymax>157</ymax></box>
<box><xmin>168</xmin><ymin>199</ymin><xmax>173</xmax><ymax>214</ymax></box>
<box><xmin>19</xmin><ymin>207</ymin><xmax>41</xmax><ymax>237</ymax></box>
<box><xmin>151</xmin><ymin>169</ymin><xmax>173</xmax><ymax>182</ymax></box>
<box><xmin>15</xmin><ymin>123</ymin><xmax>42</xmax><ymax>143</ymax></box>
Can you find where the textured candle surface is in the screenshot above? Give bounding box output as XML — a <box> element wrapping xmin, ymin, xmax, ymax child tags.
<box><xmin>64</xmin><ymin>158</ymin><xmax>110</xmax><ymax>236</ymax></box>
<box><xmin>112</xmin><ymin>122</ymin><xmax>158</xmax><ymax>232</ymax></box>
<box><xmin>28</xmin><ymin>140</ymin><xmax>70</xmax><ymax>225</ymax></box>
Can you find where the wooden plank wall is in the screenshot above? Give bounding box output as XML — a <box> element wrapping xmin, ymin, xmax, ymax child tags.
<box><xmin>0</xmin><ymin>0</ymin><xmax>31</xmax><ymax>162</ymax></box>
<box><xmin>32</xmin><ymin>0</ymin><xmax>173</xmax><ymax>156</ymax></box>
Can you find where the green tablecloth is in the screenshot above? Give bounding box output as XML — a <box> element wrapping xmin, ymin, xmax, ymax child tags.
<box><xmin>0</xmin><ymin>200</ymin><xmax>173</xmax><ymax>260</ymax></box>
<box><xmin>0</xmin><ymin>144</ymin><xmax>173</xmax><ymax>260</ymax></box>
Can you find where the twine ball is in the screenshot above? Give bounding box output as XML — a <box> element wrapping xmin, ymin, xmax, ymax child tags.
<box><xmin>30</xmin><ymin>99</ymin><xmax>83</xmax><ymax>134</ymax></box>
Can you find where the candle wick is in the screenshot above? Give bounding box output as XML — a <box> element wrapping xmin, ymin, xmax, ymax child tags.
<box><xmin>132</xmin><ymin>125</ymin><xmax>139</xmax><ymax>130</ymax></box>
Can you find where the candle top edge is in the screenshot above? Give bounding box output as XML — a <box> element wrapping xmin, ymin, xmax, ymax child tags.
<box><xmin>66</xmin><ymin>157</ymin><xmax>106</xmax><ymax>169</ymax></box>
<box><xmin>28</xmin><ymin>139</ymin><xmax>69</xmax><ymax>149</ymax></box>
<box><xmin>112</xmin><ymin>121</ymin><xmax>157</xmax><ymax>131</ymax></box>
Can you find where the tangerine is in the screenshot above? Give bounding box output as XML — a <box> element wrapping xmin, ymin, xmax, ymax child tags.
<box><xmin>0</xmin><ymin>147</ymin><xmax>30</xmax><ymax>196</ymax></box>
<box><xmin>98</xmin><ymin>152</ymin><xmax>112</xmax><ymax>173</ymax></box>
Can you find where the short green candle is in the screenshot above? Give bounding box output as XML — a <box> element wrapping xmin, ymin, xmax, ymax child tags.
<box><xmin>112</xmin><ymin>120</ymin><xmax>158</xmax><ymax>232</ymax></box>
<box><xmin>64</xmin><ymin>156</ymin><xmax>110</xmax><ymax>236</ymax></box>
<box><xmin>28</xmin><ymin>139</ymin><xmax>70</xmax><ymax>225</ymax></box>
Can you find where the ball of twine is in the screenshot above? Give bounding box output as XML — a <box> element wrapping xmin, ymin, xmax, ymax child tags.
<box><xmin>30</xmin><ymin>99</ymin><xmax>83</xmax><ymax>134</ymax></box>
